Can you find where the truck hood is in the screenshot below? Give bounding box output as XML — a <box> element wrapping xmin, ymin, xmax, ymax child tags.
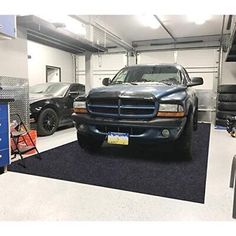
<box><xmin>88</xmin><ymin>83</ymin><xmax>187</xmax><ymax>100</ymax></box>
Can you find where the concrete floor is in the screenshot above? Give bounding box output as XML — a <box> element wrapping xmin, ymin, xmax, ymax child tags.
<box><xmin>0</xmin><ymin>125</ymin><xmax>235</xmax><ymax>221</ymax></box>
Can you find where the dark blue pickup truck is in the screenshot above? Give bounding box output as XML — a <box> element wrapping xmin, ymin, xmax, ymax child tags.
<box><xmin>72</xmin><ymin>64</ymin><xmax>203</xmax><ymax>158</ymax></box>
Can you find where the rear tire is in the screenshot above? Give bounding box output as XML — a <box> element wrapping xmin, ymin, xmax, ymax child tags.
<box><xmin>77</xmin><ymin>132</ymin><xmax>104</xmax><ymax>152</ymax></box>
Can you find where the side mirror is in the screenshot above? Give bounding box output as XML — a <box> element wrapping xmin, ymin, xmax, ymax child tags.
<box><xmin>188</xmin><ymin>77</ymin><xmax>204</xmax><ymax>87</ymax></box>
<box><xmin>68</xmin><ymin>91</ymin><xmax>79</xmax><ymax>98</ymax></box>
<box><xmin>102</xmin><ymin>78</ymin><xmax>111</xmax><ymax>86</ymax></box>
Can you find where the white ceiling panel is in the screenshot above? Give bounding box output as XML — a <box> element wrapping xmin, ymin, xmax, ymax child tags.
<box><xmin>91</xmin><ymin>15</ymin><xmax>223</xmax><ymax>42</ymax></box>
<box><xmin>160</xmin><ymin>15</ymin><xmax>223</xmax><ymax>38</ymax></box>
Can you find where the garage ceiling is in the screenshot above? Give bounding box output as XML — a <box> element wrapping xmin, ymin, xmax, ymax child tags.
<box><xmin>18</xmin><ymin>15</ymin><xmax>225</xmax><ymax>53</ymax></box>
<box><xmin>91</xmin><ymin>15</ymin><xmax>223</xmax><ymax>42</ymax></box>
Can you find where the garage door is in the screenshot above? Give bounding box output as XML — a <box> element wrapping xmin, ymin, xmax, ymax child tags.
<box><xmin>138</xmin><ymin>49</ymin><xmax>219</xmax><ymax>122</ymax></box>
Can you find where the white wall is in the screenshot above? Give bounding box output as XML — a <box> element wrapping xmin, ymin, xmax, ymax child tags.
<box><xmin>0</xmin><ymin>28</ymin><xmax>28</xmax><ymax>78</ymax></box>
<box><xmin>76</xmin><ymin>53</ymin><xmax>127</xmax><ymax>88</ymax></box>
<box><xmin>27</xmin><ymin>41</ymin><xmax>75</xmax><ymax>86</ymax></box>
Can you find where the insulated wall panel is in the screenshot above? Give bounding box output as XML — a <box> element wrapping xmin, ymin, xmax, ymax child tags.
<box><xmin>138</xmin><ymin>51</ymin><xmax>175</xmax><ymax>64</ymax></box>
<box><xmin>176</xmin><ymin>49</ymin><xmax>218</xmax><ymax>90</ymax></box>
<box><xmin>76</xmin><ymin>53</ymin><xmax>127</xmax><ymax>88</ymax></box>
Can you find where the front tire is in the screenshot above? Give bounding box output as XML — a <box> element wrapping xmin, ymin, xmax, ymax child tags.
<box><xmin>37</xmin><ymin>108</ymin><xmax>59</xmax><ymax>136</ymax></box>
<box><xmin>77</xmin><ymin>132</ymin><xmax>104</xmax><ymax>152</ymax></box>
<box><xmin>175</xmin><ymin>113</ymin><xmax>193</xmax><ymax>160</ymax></box>
<box><xmin>193</xmin><ymin>100</ymin><xmax>198</xmax><ymax>131</ymax></box>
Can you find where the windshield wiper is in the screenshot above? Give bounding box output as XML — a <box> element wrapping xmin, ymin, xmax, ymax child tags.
<box><xmin>160</xmin><ymin>81</ymin><xmax>174</xmax><ymax>86</ymax></box>
<box><xmin>112</xmin><ymin>81</ymin><xmax>123</xmax><ymax>85</ymax></box>
<box><xmin>112</xmin><ymin>82</ymin><xmax>137</xmax><ymax>85</ymax></box>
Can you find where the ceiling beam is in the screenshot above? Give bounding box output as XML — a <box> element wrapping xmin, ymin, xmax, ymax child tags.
<box><xmin>153</xmin><ymin>15</ymin><xmax>176</xmax><ymax>42</ymax></box>
<box><xmin>135</xmin><ymin>37</ymin><xmax>220</xmax><ymax>53</ymax></box>
<box><xmin>17</xmin><ymin>15</ymin><xmax>107</xmax><ymax>54</ymax></box>
<box><xmin>132</xmin><ymin>34</ymin><xmax>221</xmax><ymax>48</ymax></box>
<box><xmin>136</xmin><ymin>45</ymin><xmax>219</xmax><ymax>53</ymax></box>
<box><xmin>27</xmin><ymin>30</ymin><xmax>85</xmax><ymax>54</ymax></box>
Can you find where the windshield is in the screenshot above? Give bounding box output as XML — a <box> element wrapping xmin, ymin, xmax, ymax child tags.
<box><xmin>111</xmin><ymin>66</ymin><xmax>182</xmax><ymax>85</ymax></box>
<box><xmin>29</xmin><ymin>83</ymin><xmax>70</xmax><ymax>97</ymax></box>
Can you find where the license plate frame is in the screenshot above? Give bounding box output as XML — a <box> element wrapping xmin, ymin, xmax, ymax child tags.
<box><xmin>107</xmin><ymin>132</ymin><xmax>129</xmax><ymax>145</ymax></box>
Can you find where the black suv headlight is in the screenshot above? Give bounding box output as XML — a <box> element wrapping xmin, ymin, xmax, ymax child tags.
<box><xmin>73</xmin><ymin>101</ymin><xmax>87</xmax><ymax>114</ymax></box>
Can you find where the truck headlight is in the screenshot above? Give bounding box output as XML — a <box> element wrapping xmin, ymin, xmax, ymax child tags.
<box><xmin>73</xmin><ymin>101</ymin><xmax>87</xmax><ymax>114</ymax></box>
<box><xmin>157</xmin><ymin>104</ymin><xmax>184</xmax><ymax>117</ymax></box>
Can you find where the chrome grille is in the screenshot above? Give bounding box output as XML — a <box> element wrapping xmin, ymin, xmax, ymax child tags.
<box><xmin>87</xmin><ymin>97</ymin><xmax>156</xmax><ymax>118</ymax></box>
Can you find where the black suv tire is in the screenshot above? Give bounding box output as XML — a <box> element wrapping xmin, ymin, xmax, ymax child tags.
<box><xmin>37</xmin><ymin>108</ymin><xmax>59</xmax><ymax>136</ymax></box>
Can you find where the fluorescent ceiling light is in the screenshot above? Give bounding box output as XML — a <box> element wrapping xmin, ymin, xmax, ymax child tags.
<box><xmin>138</xmin><ymin>15</ymin><xmax>160</xmax><ymax>29</ymax></box>
<box><xmin>37</xmin><ymin>15</ymin><xmax>86</xmax><ymax>36</ymax></box>
<box><xmin>187</xmin><ymin>15</ymin><xmax>211</xmax><ymax>25</ymax></box>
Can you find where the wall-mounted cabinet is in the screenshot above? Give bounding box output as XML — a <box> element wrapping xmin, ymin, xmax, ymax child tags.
<box><xmin>0</xmin><ymin>15</ymin><xmax>16</xmax><ymax>39</ymax></box>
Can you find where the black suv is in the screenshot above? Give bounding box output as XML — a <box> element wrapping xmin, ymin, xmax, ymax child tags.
<box><xmin>30</xmin><ymin>82</ymin><xmax>85</xmax><ymax>136</ymax></box>
<box><xmin>72</xmin><ymin>64</ymin><xmax>203</xmax><ymax>158</ymax></box>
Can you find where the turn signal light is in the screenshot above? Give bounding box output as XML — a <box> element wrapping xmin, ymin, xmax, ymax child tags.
<box><xmin>157</xmin><ymin>111</ymin><xmax>185</xmax><ymax>117</ymax></box>
<box><xmin>74</xmin><ymin>108</ymin><xmax>88</xmax><ymax>114</ymax></box>
<box><xmin>73</xmin><ymin>101</ymin><xmax>87</xmax><ymax>114</ymax></box>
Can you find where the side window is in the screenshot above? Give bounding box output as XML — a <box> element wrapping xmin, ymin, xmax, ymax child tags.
<box><xmin>70</xmin><ymin>85</ymin><xmax>79</xmax><ymax>92</ymax></box>
<box><xmin>112</xmin><ymin>69</ymin><xmax>128</xmax><ymax>84</ymax></box>
<box><xmin>78</xmin><ymin>84</ymin><xmax>85</xmax><ymax>93</ymax></box>
<box><xmin>69</xmin><ymin>85</ymin><xmax>80</xmax><ymax>97</ymax></box>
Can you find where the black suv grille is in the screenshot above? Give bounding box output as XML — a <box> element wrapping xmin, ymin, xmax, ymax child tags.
<box><xmin>87</xmin><ymin>97</ymin><xmax>156</xmax><ymax>118</ymax></box>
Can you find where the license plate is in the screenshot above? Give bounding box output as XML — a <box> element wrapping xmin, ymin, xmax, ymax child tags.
<box><xmin>107</xmin><ymin>132</ymin><xmax>129</xmax><ymax>145</ymax></box>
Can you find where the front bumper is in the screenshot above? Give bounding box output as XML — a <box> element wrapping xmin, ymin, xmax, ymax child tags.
<box><xmin>29</xmin><ymin>112</ymin><xmax>38</xmax><ymax>129</ymax></box>
<box><xmin>72</xmin><ymin>113</ymin><xmax>187</xmax><ymax>143</ymax></box>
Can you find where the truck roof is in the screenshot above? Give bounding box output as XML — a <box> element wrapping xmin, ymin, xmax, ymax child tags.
<box><xmin>125</xmin><ymin>63</ymin><xmax>184</xmax><ymax>70</ymax></box>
